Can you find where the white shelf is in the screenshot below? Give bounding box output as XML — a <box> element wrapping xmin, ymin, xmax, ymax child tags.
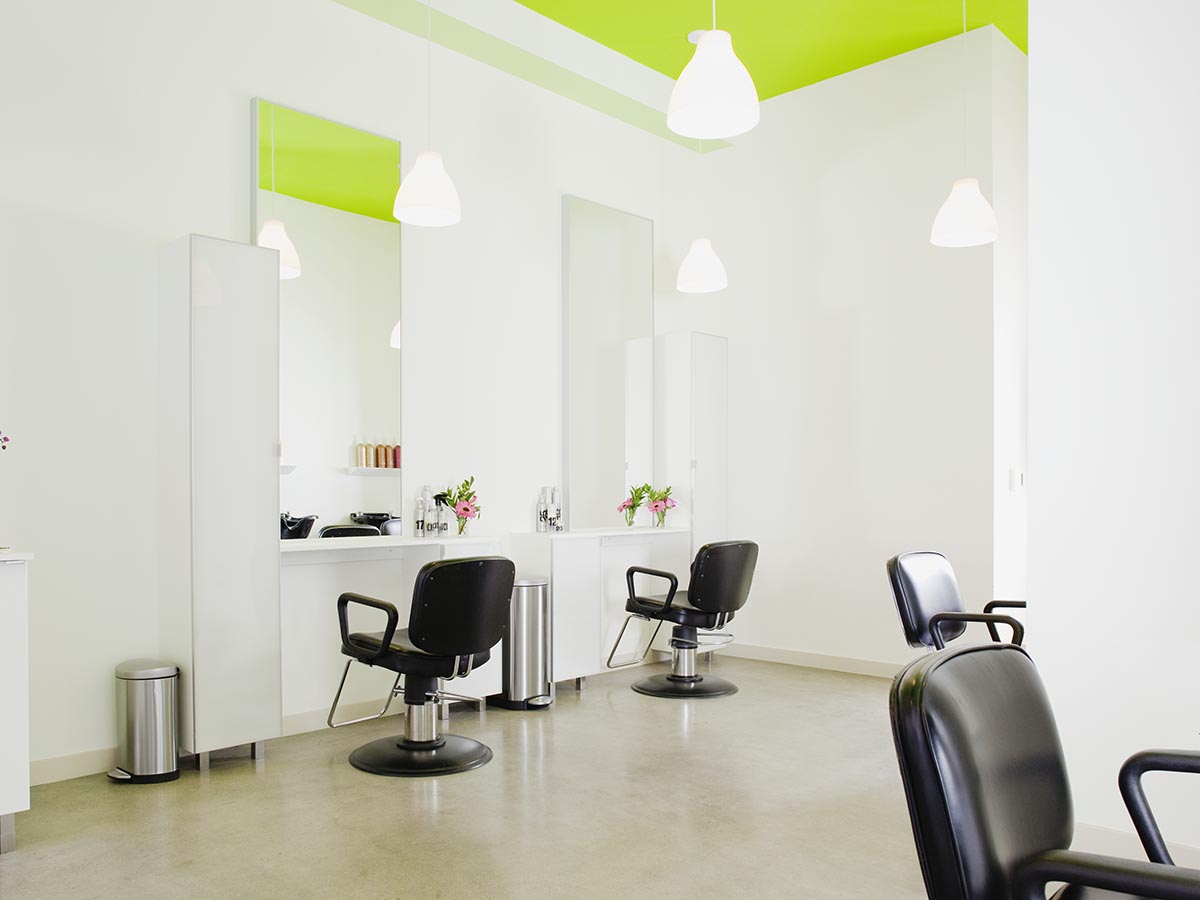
<box><xmin>279</xmin><ymin>463</ymin><xmax>297</xmax><ymax>475</ymax></box>
<box><xmin>345</xmin><ymin>467</ymin><xmax>403</xmax><ymax>476</ymax></box>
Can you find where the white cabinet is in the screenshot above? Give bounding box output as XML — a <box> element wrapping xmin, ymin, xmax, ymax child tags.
<box><xmin>655</xmin><ymin>331</ymin><xmax>729</xmax><ymax>555</ymax></box>
<box><xmin>159</xmin><ymin>236</ymin><xmax>281</xmax><ymax>757</ymax></box>
<box><xmin>0</xmin><ymin>553</ymin><xmax>31</xmax><ymax>853</ymax></box>
<box><xmin>509</xmin><ymin>529</ymin><xmax>691</xmax><ymax>680</ymax></box>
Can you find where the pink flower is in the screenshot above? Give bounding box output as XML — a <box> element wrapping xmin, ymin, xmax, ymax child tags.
<box><xmin>665</xmin><ymin>497</ymin><xmax>676</xmax><ymax>509</ymax></box>
<box><xmin>454</xmin><ymin>500</ymin><xmax>478</xmax><ymax>519</ymax></box>
<box><xmin>618</xmin><ymin>498</ymin><xmax>632</xmax><ymax>512</ymax></box>
<box><xmin>648</xmin><ymin>500</ymin><xmax>667</xmax><ymax>514</ymax></box>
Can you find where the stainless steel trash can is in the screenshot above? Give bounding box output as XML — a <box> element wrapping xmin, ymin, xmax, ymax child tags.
<box><xmin>490</xmin><ymin>578</ymin><xmax>553</xmax><ymax>710</ymax></box>
<box><xmin>108</xmin><ymin>660</ymin><xmax>180</xmax><ymax>783</ymax></box>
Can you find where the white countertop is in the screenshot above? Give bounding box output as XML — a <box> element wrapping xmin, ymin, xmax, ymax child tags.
<box><xmin>281</xmin><ymin>534</ymin><xmax>500</xmax><ymax>554</ymax></box>
<box><xmin>515</xmin><ymin>526</ymin><xmax>690</xmax><ymax>541</ymax></box>
<box><xmin>0</xmin><ymin>550</ymin><xmax>33</xmax><ymax>563</ymax></box>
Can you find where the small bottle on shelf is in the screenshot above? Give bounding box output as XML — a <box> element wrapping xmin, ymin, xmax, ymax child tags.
<box><xmin>392</xmin><ymin>445</ymin><xmax>401</xmax><ymax>469</ymax></box>
<box><xmin>415</xmin><ymin>497</ymin><xmax>425</xmax><ymax>538</ymax></box>
<box><xmin>355</xmin><ymin>443</ymin><xmax>368</xmax><ymax>467</ymax></box>
<box><xmin>375</xmin><ymin>444</ymin><xmax>387</xmax><ymax>468</ymax></box>
<box><xmin>364</xmin><ymin>444</ymin><xmax>375</xmax><ymax>468</ymax></box>
<box><xmin>536</xmin><ymin>489</ymin><xmax>548</xmax><ymax>533</ymax></box>
<box><xmin>382</xmin><ymin>444</ymin><xmax>393</xmax><ymax>468</ymax></box>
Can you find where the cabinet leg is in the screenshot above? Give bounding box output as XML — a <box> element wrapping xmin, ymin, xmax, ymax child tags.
<box><xmin>250</xmin><ymin>741</ymin><xmax>265</xmax><ymax>761</ymax></box>
<box><xmin>195</xmin><ymin>751</ymin><xmax>210</xmax><ymax>771</ymax></box>
<box><xmin>0</xmin><ymin>814</ymin><xmax>15</xmax><ymax>854</ymax></box>
<box><xmin>574</xmin><ymin>677</ymin><xmax>587</xmax><ymax>691</ymax></box>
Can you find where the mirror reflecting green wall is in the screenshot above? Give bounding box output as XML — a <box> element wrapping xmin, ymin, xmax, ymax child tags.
<box><xmin>253</xmin><ymin>99</ymin><xmax>404</xmax><ymax>533</ymax></box>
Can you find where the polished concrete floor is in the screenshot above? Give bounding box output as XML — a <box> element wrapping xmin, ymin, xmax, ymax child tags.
<box><xmin>0</xmin><ymin>657</ymin><xmax>924</xmax><ymax>900</ymax></box>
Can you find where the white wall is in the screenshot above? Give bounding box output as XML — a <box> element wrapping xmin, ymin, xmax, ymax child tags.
<box><xmin>656</xmin><ymin>28</ymin><xmax>1027</xmax><ymax>668</ymax></box>
<box><xmin>1028</xmin><ymin>0</ymin><xmax>1200</xmax><ymax>848</ymax></box>
<box><xmin>269</xmin><ymin>190</ymin><xmax>404</xmax><ymax>530</ymax></box>
<box><xmin>0</xmin><ymin>0</ymin><xmax>679</xmax><ymax>770</ymax></box>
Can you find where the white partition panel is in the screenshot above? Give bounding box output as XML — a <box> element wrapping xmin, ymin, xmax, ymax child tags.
<box><xmin>0</xmin><ymin>555</ymin><xmax>31</xmax><ymax>846</ymax></box>
<box><xmin>161</xmin><ymin>236</ymin><xmax>281</xmax><ymax>755</ymax></box>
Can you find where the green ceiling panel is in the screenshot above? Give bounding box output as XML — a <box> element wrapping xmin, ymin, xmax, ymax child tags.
<box><xmin>257</xmin><ymin>101</ymin><xmax>401</xmax><ymax>223</ymax></box>
<box><xmin>514</xmin><ymin>0</ymin><xmax>1027</xmax><ymax>100</ymax></box>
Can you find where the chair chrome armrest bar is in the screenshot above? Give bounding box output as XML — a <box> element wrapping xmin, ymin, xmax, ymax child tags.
<box><xmin>327</xmin><ymin>660</ymin><xmax>403</xmax><ymax>728</ymax></box>
<box><xmin>605</xmin><ymin>613</ymin><xmax>664</xmax><ymax>669</ymax></box>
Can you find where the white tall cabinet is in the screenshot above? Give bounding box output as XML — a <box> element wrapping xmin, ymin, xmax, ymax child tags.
<box><xmin>655</xmin><ymin>331</ymin><xmax>730</xmax><ymax>555</ymax></box>
<box><xmin>160</xmin><ymin>236</ymin><xmax>281</xmax><ymax>763</ymax></box>
<box><xmin>0</xmin><ymin>552</ymin><xmax>31</xmax><ymax>854</ymax></box>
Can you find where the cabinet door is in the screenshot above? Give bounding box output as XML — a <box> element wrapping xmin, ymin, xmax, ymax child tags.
<box><xmin>551</xmin><ymin>539</ymin><xmax>602</xmax><ymax>681</ymax></box>
<box><xmin>189</xmin><ymin>236</ymin><xmax>282</xmax><ymax>752</ymax></box>
<box><xmin>0</xmin><ymin>561</ymin><xmax>30</xmax><ymax>815</ymax></box>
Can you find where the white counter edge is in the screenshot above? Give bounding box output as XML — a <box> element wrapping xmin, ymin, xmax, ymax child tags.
<box><xmin>0</xmin><ymin>551</ymin><xmax>33</xmax><ymax>563</ymax></box>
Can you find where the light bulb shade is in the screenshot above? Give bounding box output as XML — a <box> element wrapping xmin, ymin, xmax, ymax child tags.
<box><xmin>256</xmin><ymin>219</ymin><xmax>302</xmax><ymax>279</ymax></box>
<box><xmin>388</xmin><ymin>319</ymin><xmax>403</xmax><ymax>349</ymax></box>
<box><xmin>930</xmin><ymin>178</ymin><xmax>998</xmax><ymax>247</ymax></box>
<box><xmin>676</xmin><ymin>238</ymin><xmax>728</xmax><ymax>294</ymax></box>
<box><xmin>667</xmin><ymin>30</ymin><xmax>760</xmax><ymax>140</ymax></box>
<box><xmin>393</xmin><ymin>151</ymin><xmax>461</xmax><ymax>227</ymax></box>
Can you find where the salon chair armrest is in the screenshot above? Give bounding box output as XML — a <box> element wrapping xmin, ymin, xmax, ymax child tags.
<box><xmin>337</xmin><ymin>592</ymin><xmax>399</xmax><ymax>664</ymax></box>
<box><xmin>1012</xmin><ymin>849</ymin><xmax>1200</xmax><ymax>900</ymax></box>
<box><xmin>1119</xmin><ymin>750</ymin><xmax>1200</xmax><ymax>865</ymax></box>
<box><xmin>626</xmin><ymin>566</ymin><xmax>679</xmax><ymax>611</ymax></box>
<box><xmin>929</xmin><ymin>611</ymin><xmax>1024</xmax><ymax>650</ymax></box>
<box><xmin>983</xmin><ymin>599</ymin><xmax>1027</xmax><ymax>642</ymax></box>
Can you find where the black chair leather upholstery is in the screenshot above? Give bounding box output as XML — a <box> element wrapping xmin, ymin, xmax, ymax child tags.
<box><xmin>623</xmin><ymin>540</ymin><xmax>758</xmax><ymax>698</ymax></box>
<box><xmin>887</xmin><ymin>550</ymin><xmax>1025</xmax><ymax>649</ymax></box>
<box><xmin>891</xmin><ymin>643</ymin><xmax>1200</xmax><ymax>900</ymax></box>
<box><xmin>332</xmin><ymin>556</ymin><xmax>515</xmax><ymax>777</ymax></box>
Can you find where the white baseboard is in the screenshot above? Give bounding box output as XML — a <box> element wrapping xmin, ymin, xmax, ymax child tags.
<box><xmin>282</xmin><ymin>698</ymin><xmax>403</xmax><ymax>736</ymax></box>
<box><xmin>1073</xmin><ymin>822</ymin><xmax>1200</xmax><ymax>868</ymax></box>
<box><xmin>30</xmin><ymin>746</ymin><xmax>117</xmax><ymax>786</ymax></box>
<box><xmin>721</xmin><ymin>643</ymin><xmax>901</xmax><ymax>679</ymax></box>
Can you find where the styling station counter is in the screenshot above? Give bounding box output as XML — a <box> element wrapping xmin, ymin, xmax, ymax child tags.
<box><xmin>279</xmin><ymin>535</ymin><xmax>503</xmax><ymax>734</ymax></box>
<box><xmin>0</xmin><ymin>551</ymin><xmax>32</xmax><ymax>854</ymax></box>
<box><xmin>509</xmin><ymin>528</ymin><xmax>692</xmax><ymax>683</ymax></box>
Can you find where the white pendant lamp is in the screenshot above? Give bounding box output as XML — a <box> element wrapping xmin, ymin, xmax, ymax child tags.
<box><xmin>257</xmin><ymin>220</ymin><xmax>302</xmax><ymax>279</ymax></box>
<box><xmin>388</xmin><ymin>319</ymin><xmax>403</xmax><ymax>349</ymax></box>
<box><xmin>667</xmin><ymin>1</ymin><xmax>759</xmax><ymax>140</ymax></box>
<box><xmin>393</xmin><ymin>151</ymin><xmax>459</xmax><ymax>226</ymax></box>
<box><xmin>930</xmin><ymin>0</ymin><xmax>997</xmax><ymax>248</ymax></box>
<box><xmin>930</xmin><ymin>178</ymin><xmax>998</xmax><ymax>247</ymax></box>
<box><xmin>256</xmin><ymin>104</ymin><xmax>302</xmax><ymax>279</ymax></box>
<box><xmin>677</xmin><ymin>238</ymin><xmax>728</xmax><ymax>293</ymax></box>
<box><xmin>394</xmin><ymin>1</ymin><xmax>460</xmax><ymax>227</ymax></box>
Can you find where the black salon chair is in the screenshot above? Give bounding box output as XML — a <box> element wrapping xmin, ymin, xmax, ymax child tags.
<box><xmin>891</xmin><ymin>642</ymin><xmax>1200</xmax><ymax>900</ymax></box>
<box><xmin>608</xmin><ymin>541</ymin><xmax>758</xmax><ymax>698</ymax></box>
<box><xmin>327</xmin><ymin>556</ymin><xmax>515</xmax><ymax>776</ymax></box>
<box><xmin>886</xmin><ymin>550</ymin><xmax>1025</xmax><ymax>650</ymax></box>
<box><xmin>319</xmin><ymin>524</ymin><xmax>381</xmax><ymax>538</ymax></box>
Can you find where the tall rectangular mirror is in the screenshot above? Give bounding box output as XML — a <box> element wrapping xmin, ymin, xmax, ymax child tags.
<box><xmin>562</xmin><ymin>196</ymin><xmax>654</xmax><ymax>530</ymax></box>
<box><xmin>253</xmin><ymin>100</ymin><xmax>403</xmax><ymax>533</ymax></box>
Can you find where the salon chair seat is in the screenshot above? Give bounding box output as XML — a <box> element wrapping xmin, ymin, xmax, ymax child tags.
<box><xmin>328</xmin><ymin>556</ymin><xmax>514</xmax><ymax>777</ymax></box>
<box><xmin>609</xmin><ymin>540</ymin><xmax>758</xmax><ymax>699</ymax></box>
<box><xmin>886</xmin><ymin>550</ymin><xmax>1025</xmax><ymax>650</ymax></box>
<box><xmin>891</xmin><ymin>642</ymin><xmax>1200</xmax><ymax>900</ymax></box>
<box><xmin>343</xmin><ymin>630</ymin><xmax>489</xmax><ymax>679</ymax></box>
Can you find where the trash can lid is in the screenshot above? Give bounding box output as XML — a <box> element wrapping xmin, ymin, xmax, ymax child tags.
<box><xmin>514</xmin><ymin>577</ymin><xmax>549</xmax><ymax>587</ymax></box>
<box><xmin>115</xmin><ymin>659</ymin><xmax>179</xmax><ymax>680</ymax></box>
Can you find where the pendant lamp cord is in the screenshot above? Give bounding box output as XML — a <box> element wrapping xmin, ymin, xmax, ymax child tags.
<box><xmin>426</xmin><ymin>0</ymin><xmax>433</xmax><ymax>149</ymax></box>
<box><xmin>712</xmin><ymin>0</ymin><xmax>717</xmax><ymax>30</ymax></box>
<box><xmin>270</xmin><ymin>103</ymin><xmax>276</xmax><ymax>194</ymax></box>
<box><xmin>960</xmin><ymin>0</ymin><xmax>967</xmax><ymax>173</ymax></box>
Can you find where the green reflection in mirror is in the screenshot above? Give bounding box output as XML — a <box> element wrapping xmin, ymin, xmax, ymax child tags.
<box><xmin>257</xmin><ymin>101</ymin><xmax>400</xmax><ymax>223</ymax></box>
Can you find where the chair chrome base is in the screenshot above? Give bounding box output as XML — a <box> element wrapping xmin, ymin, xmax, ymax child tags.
<box><xmin>349</xmin><ymin>734</ymin><xmax>493</xmax><ymax>777</ymax></box>
<box><xmin>632</xmin><ymin>673</ymin><xmax>739</xmax><ymax>698</ymax></box>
